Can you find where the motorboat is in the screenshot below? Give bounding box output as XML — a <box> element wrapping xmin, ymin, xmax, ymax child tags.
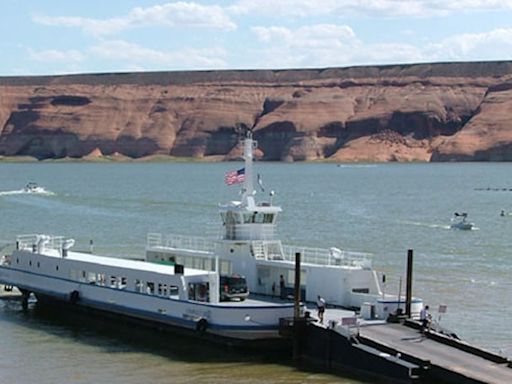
<box><xmin>23</xmin><ymin>182</ymin><xmax>46</xmax><ymax>194</ymax></box>
<box><xmin>450</xmin><ymin>212</ymin><xmax>474</xmax><ymax>230</ymax></box>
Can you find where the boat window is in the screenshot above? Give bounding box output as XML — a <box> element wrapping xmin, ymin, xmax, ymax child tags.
<box><xmin>225</xmin><ymin>212</ymin><xmax>238</xmax><ymax>225</ymax></box>
<box><xmin>146</xmin><ymin>282</ymin><xmax>155</xmax><ymax>295</ymax></box>
<box><xmin>120</xmin><ymin>277</ymin><xmax>127</xmax><ymax>289</ymax></box>
<box><xmin>135</xmin><ymin>279</ymin><xmax>143</xmax><ymax>292</ymax></box>
<box><xmin>188</xmin><ymin>282</ymin><xmax>209</xmax><ymax>302</ymax></box>
<box><xmin>263</xmin><ymin>214</ymin><xmax>274</xmax><ymax>223</ymax></box>
<box><xmin>87</xmin><ymin>272</ymin><xmax>96</xmax><ymax>284</ymax></box>
<box><xmin>220</xmin><ymin>260</ymin><xmax>231</xmax><ymax>275</ymax></box>
<box><xmin>184</xmin><ymin>258</ymin><xmax>193</xmax><ymax>269</ymax></box>
<box><xmin>158</xmin><ymin>283</ymin><xmax>167</xmax><ymax>296</ymax></box>
<box><xmin>169</xmin><ymin>285</ymin><xmax>179</xmax><ymax>299</ymax></box>
<box><xmin>29</xmin><ymin>260</ymin><xmax>32</xmax><ymax>267</ymax></box>
<box><xmin>110</xmin><ymin>276</ymin><xmax>117</xmax><ymax>288</ymax></box>
<box><xmin>203</xmin><ymin>258</ymin><xmax>214</xmax><ymax>271</ymax></box>
<box><xmin>97</xmin><ymin>273</ymin><xmax>106</xmax><ymax>286</ymax></box>
<box><xmin>56</xmin><ymin>265</ymin><xmax>59</xmax><ymax>271</ymax></box>
<box><xmin>193</xmin><ymin>257</ymin><xmax>203</xmax><ymax>269</ymax></box>
<box><xmin>37</xmin><ymin>262</ymin><xmax>40</xmax><ymax>268</ymax></box>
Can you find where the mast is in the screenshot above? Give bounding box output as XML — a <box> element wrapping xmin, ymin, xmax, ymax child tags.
<box><xmin>241</xmin><ymin>130</ymin><xmax>255</xmax><ymax>206</ymax></box>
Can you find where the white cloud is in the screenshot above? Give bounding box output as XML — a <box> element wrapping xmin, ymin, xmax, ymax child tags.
<box><xmin>251</xmin><ymin>23</ymin><xmax>512</xmax><ymax>68</ymax></box>
<box><xmin>230</xmin><ymin>0</ymin><xmax>512</xmax><ymax>18</ymax></box>
<box><xmin>33</xmin><ymin>15</ymin><xmax>129</xmax><ymax>36</ymax></box>
<box><xmin>89</xmin><ymin>40</ymin><xmax>228</xmax><ymax>69</ymax></box>
<box><xmin>426</xmin><ymin>28</ymin><xmax>512</xmax><ymax>60</ymax></box>
<box><xmin>28</xmin><ymin>48</ymin><xmax>85</xmax><ymax>63</ymax></box>
<box><xmin>33</xmin><ymin>2</ymin><xmax>236</xmax><ymax>37</ymax></box>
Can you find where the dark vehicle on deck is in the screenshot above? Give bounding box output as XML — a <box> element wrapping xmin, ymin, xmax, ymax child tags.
<box><xmin>220</xmin><ymin>274</ymin><xmax>249</xmax><ymax>301</ymax></box>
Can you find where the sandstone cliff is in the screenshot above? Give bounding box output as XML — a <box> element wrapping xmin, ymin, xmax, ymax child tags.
<box><xmin>1</xmin><ymin>61</ymin><xmax>512</xmax><ymax>161</ymax></box>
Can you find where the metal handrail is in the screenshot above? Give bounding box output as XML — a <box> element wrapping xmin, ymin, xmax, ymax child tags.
<box><xmin>281</xmin><ymin>245</ymin><xmax>371</xmax><ymax>267</ymax></box>
<box><xmin>147</xmin><ymin>232</ymin><xmax>371</xmax><ymax>268</ymax></box>
<box><xmin>15</xmin><ymin>234</ymin><xmax>66</xmax><ymax>251</ymax></box>
<box><xmin>147</xmin><ymin>233</ymin><xmax>216</xmax><ymax>253</ymax></box>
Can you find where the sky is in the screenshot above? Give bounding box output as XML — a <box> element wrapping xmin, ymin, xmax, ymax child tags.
<box><xmin>2</xmin><ymin>0</ymin><xmax>512</xmax><ymax>76</ymax></box>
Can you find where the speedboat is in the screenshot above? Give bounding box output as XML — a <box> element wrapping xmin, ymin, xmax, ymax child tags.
<box><xmin>23</xmin><ymin>182</ymin><xmax>46</xmax><ymax>194</ymax></box>
<box><xmin>450</xmin><ymin>212</ymin><xmax>474</xmax><ymax>230</ymax></box>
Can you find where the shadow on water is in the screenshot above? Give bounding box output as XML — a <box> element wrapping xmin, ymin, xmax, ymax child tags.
<box><xmin>0</xmin><ymin>299</ymin><xmax>374</xmax><ymax>384</ymax></box>
<box><xmin>0</xmin><ymin>299</ymin><xmax>289</xmax><ymax>365</ymax></box>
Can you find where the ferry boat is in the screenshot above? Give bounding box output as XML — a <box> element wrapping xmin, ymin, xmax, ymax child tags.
<box><xmin>0</xmin><ymin>234</ymin><xmax>300</xmax><ymax>344</ymax></box>
<box><xmin>146</xmin><ymin>132</ymin><xmax>422</xmax><ymax>319</ymax></box>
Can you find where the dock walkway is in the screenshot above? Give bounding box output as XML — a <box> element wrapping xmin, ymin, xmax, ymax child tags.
<box><xmin>358</xmin><ymin>322</ymin><xmax>512</xmax><ymax>384</ymax></box>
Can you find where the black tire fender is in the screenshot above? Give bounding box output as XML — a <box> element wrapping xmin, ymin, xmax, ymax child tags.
<box><xmin>69</xmin><ymin>290</ymin><xmax>80</xmax><ymax>304</ymax></box>
<box><xmin>196</xmin><ymin>318</ymin><xmax>208</xmax><ymax>334</ymax></box>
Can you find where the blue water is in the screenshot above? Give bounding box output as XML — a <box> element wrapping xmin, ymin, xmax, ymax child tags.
<box><xmin>1</xmin><ymin>162</ymin><xmax>511</xmax><ymax>383</ymax></box>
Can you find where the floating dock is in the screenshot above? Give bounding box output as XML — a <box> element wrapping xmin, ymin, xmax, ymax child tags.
<box><xmin>296</xmin><ymin>308</ymin><xmax>512</xmax><ymax>384</ymax></box>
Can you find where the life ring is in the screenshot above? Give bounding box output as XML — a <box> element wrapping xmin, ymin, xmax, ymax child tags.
<box><xmin>196</xmin><ymin>318</ymin><xmax>208</xmax><ymax>334</ymax></box>
<box><xmin>69</xmin><ymin>290</ymin><xmax>80</xmax><ymax>304</ymax></box>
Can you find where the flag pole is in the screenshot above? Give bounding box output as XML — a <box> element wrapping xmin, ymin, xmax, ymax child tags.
<box><xmin>242</xmin><ymin>130</ymin><xmax>254</xmax><ymax>205</ymax></box>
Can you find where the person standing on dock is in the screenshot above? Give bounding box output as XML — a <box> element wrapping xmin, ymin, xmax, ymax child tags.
<box><xmin>279</xmin><ymin>275</ymin><xmax>286</xmax><ymax>299</ymax></box>
<box><xmin>420</xmin><ymin>304</ymin><xmax>431</xmax><ymax>333</ymax></box>
<box><xmin>317</xmin><ymin>295</ymin><xmax>326</xmax><ymax>324</ymax></box>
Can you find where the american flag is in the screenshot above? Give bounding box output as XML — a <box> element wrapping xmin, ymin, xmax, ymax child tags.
<box><xmin>225</xmin><ymin>168</ymin><xmax>245</xmax><ymax>185</ymax></box>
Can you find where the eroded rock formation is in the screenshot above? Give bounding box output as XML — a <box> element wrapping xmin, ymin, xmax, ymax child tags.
<box><xmin>1</xmin><ymin>61</ymin><xmax>512</xmax><ymax>161</ymax></box>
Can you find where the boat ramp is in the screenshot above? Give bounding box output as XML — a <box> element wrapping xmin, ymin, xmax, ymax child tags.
<box><xmin>293</xmin><ymin>307</ymin><xmax>512</xmax><ymax>383</ymax></box>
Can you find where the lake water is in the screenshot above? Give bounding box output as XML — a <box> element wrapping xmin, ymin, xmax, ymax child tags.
<box><xmin>0</xmin><ymin>162</ymin><xmax>511</xmax><ymax>383</ymax></box>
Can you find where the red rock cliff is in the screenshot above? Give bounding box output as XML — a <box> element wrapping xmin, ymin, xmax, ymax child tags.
<box><xmin>1</xmin><ymin>61</ymin><xmax>512</xmax><ymax>161</ymax></box>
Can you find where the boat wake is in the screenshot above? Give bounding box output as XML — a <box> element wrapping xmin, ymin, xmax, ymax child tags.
<box><xmin>0</xmin><ymin>188</ymin><xmax>55</xmax><ymax>197</ymax></box>
<box><xmin>400</xmin><ymin>220</ymin><xmax>451</xmax><ymax>229</ymax></box>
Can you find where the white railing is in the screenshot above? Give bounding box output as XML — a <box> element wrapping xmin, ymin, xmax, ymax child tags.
<box><xmin>147</xmin><ymin>233</ymin><xmax>216</xmax><ymax>253</ymax></box>
<box><xmin>281</xmin><ymin>245</ymin><xmax>372</xmax><ymax>268</ymax></box>
<box><xmin>16</xmin><ymin>234</ymin><xmax>66</xmax><ymax>252</ymax></box>
<box><xmin>147</xmin><ymin>232</ymin><xmax>371</xmax><ymax>268</ymax></box>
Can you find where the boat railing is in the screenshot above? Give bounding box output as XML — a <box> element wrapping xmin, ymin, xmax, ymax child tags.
<box><xmin>147</xmin><ymin>233</ymin><xmax>216</xmax><ymax>253</ymax></box>
<box><xmin>15</xmin><ymin>234</ymin><xmax>66</xmax><ymax>252</ymax></box>
<box><xmin>281</xmin><ymin>245</ymin><xmax>372</xmax><ymax>268</ymax></box>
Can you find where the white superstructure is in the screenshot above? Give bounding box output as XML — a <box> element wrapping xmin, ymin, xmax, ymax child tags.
<box><xmin>147</xmin><ymin>132</ymin><xmax>422</xmax><ymax>319</ymax></box>
<box><xmin>0</xmin><ymin>234</ymin><xmax>299</xmax><ymax>342</ymax></box>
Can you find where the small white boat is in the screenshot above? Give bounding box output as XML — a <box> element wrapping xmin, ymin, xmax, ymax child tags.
<box><xmin>23</xmin><ymin>182</ymin><xmax>46</xmax><ymax>194</ymax></box>
<box><xmin>450</xmin><ymin>213</ymin><xmax>474</xmax><ymax>230</ymax></box>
